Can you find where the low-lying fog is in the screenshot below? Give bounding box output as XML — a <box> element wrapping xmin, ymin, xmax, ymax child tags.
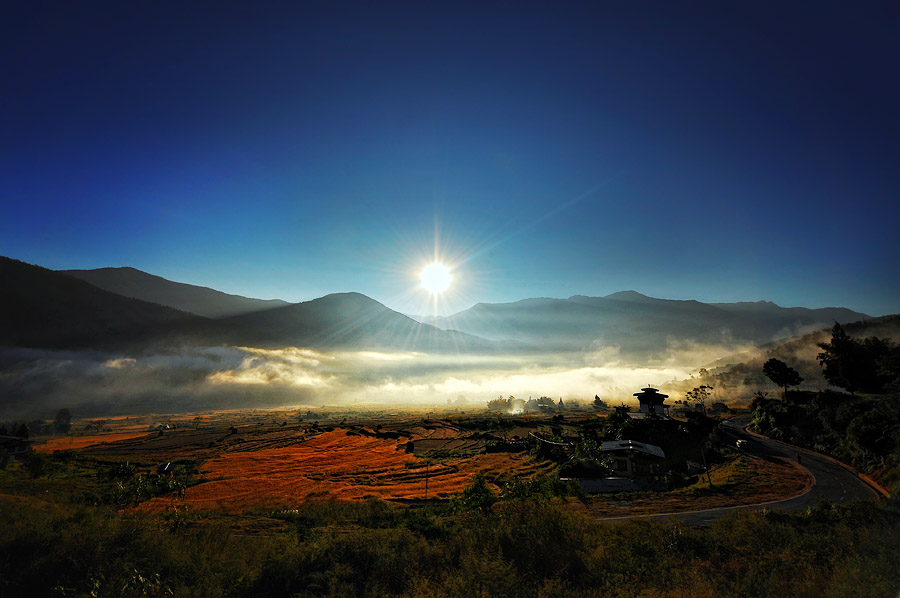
<box><xmin>0</xmin><ymin>340</ymin><xmax>759</xmax><ymax>419</ymax></box>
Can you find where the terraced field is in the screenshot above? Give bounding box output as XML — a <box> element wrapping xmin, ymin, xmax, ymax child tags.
<box><xmin>140</xmin><ymin>427</ymin><xmax>552</xmax><ymax>512</ymax></box>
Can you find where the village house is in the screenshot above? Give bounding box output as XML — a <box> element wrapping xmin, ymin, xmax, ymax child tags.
<box><xmin>601</xmin><ymin>439</ymin><xmax>667</xmax><ymax>478</ymax></box>
<box><xmin>0</xmin><ymin>435</ymin><xmax>33</xmax><ymax>463</ymax></box>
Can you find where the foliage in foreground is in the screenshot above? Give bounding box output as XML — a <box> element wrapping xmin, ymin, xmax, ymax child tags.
<box><xmin>1</xmin><ymin>491</ymin><xmax>898</xmax><ymax>598</ymax></box>
<box><xmin>751</xmin><ymin>389</ymin><xmax>900</xmax><ymax>492</ymax></box>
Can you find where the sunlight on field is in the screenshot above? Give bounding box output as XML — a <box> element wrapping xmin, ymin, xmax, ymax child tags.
<box><xmin>144</xmin><ymin>428</ymin><xmax>553</xmax><ymax>512</ymax></box>
<box><xmin>35</xmin><ymin>431</ymin><xmax>153</xmax><ymax>452</ymax></box>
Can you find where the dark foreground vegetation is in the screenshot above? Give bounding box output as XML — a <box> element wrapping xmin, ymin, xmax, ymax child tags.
<box><xmin>2</xmin><ymin>487</ymin><xmax>899</xmax><ymax>597</ymax></box>
<box><xmin>750</xmin><ymin>322</ymin><xmax>900</xmax><ymax>494</ymax></box>
<box><xmin>751</xmin><ymin>390</ymin><xmax>900</xmax><ymax>494</ymax></box>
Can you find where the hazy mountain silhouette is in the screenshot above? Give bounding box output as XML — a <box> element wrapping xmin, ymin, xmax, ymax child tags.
<box><xmin>680</xmin><ymin>314</ymin><xmax>900</xmax><ymax>395</ymax></box>
<box><xmin>223</xmin><ymin>292</ymin><xmax>501</xmax><ymax>353</ymax></box>
<box><xmin>3</xmin><ymin>258</ymin><xmax>498</xmax><ymax>354</ymax></box>
<box><xmin>0</xmin><ymin>257</ymin><xmax>238</xmax><ymax>350</ymax></box>
<box><xmin>63</xmin><ymin>267</ymin><xmax>289</xmax><ymax>318</ymax></box>
<box><xmin>424</xmin><ymin>291</ymin><xmax>870</xmax><ymax>359</ymax></box>
<box><xmin>2</xmin><ymin>256</ymin><xmax>873</xmax><ymax>358</ymax></box>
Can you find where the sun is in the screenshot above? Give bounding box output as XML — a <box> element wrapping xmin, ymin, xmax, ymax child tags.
<box><xmin>420</xmin><ymin>262</ymin><xmax>452</xmax><ymax>294</ymax></box>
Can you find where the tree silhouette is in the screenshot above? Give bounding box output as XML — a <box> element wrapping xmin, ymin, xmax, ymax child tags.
<box><xmin>762</xmin><ymin>358</ymin><xmax>803</xmax><ymax>398</ymax></box>
<box><xmin>54</xmin><ymin>408</ymin><xmax>72</xmax><ymax>434</ymax></box>
<box><xmin>817</xmin><ymin>323</ymin><xmax>895</xmax><ymax>394</ymax></box>
<box><xmin>685</xmin><ymin>385</ymin><xmax>713</xmax><ymax>414</ymax></box>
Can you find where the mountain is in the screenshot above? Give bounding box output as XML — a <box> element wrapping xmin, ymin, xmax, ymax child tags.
<box><xmin>2</xmin><ymin>255</ymin><xmax>875</xmax><ymax>358</ymax></box>
<box><xmin>425</xmin><ymin>291</ymin><xmax>871</xmax><ymax>359</ymax></box>
<box><xmin>223</xmin><ymin>292</ymin><xmax>501</xmax><ymax>353</ymax></box>
<box><xmin>2</xmin><ymin>257</ymin><xmax>502</xmax><ymax>353</ymax></box>
<box><xmin>63</xmin><ymin>267</ymin><xmax>289</xmax><ymax>318</ymax></box>
<box><xmin>0</xmin><ymin>257</ymin><xmax>237</xmax><ymax>350</ymax></box>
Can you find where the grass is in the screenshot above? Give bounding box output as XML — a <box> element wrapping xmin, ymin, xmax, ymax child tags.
<box><xmin>3</xmin><ymin>490</ymin><xmax>897</xmax><ymax>597</ymax></box>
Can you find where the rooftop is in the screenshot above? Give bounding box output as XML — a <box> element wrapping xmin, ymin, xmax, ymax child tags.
<box><xmin>601</xmin><ymin>439</ymin><xmax>666</xmax><ymax>459</ymax></box>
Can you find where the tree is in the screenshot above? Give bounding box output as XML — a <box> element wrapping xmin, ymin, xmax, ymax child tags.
<box><xmin>53</xmin><ymin>407</ymin><xmax>72</xmax><ymax>434</ymax></box>
<box><xmin>818</xmin><ymin>324</ymin><xmax>861</xmax><ymax>393</ymax></box>
<box><xmin>685</xmin><ymin>385</ymin><xmax>713</xmax><ymax>414</ymax></box>
<box><xmin>762</xmin><ymin>358</ymin><xmax>803</xmax><ymax>398</ymax></box>
<box><xmin>24</xmin><ymin>451</ymin><xmax>48</xmax><ymax>478</ymax></box>
<box><xmin>458</xmin><ymin>473</ymin><xmax>497</xmax><ymax>511</ymax></box>
<box><xmin>817</xmin><ymin>323</ymin><xmax>895</xmax><ymax>394</ymax></box>
<box><xmin>487</xmin><ymin>396</ymin><xmax>510</xmax><ymax>412</ymax></box>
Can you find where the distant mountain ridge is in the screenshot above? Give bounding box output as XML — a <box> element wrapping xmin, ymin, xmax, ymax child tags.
<box><xmin>421</xmin><ymin>291</ymin><xmax>870</xmax><ymax>360</ymax></box>
<box><xmin>63</xmin><ymin>266</ymin><xmax>289</xmax><ymax>318</ymax></box>
<box><xmin>1</xmin><ymin>256</ymin><xmax>875</xmax><ymax>359</ymax></box>
<box><xmin>222</xmin><ymin>292</ymin><xmax>501</xmax><ymax>353</ymax></box>
<box><xmin>0</xmin><ymin>257</ymin><xmax>498</xmax><ymax>354</ymax></box>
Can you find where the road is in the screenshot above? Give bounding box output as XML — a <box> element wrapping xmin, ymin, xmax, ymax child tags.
<box><xmin>600</xmin><ymin>417</ymin><xmax>882</xmax><ymax>525</ymax></box>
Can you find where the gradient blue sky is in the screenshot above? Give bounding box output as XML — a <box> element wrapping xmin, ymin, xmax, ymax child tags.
<box><xmin>3</xmin><ymin>2</ymin><xmax>898</xmax><ymax>316</ymax></box>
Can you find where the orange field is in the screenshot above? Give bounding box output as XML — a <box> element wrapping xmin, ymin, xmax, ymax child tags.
<box><xmin>144</xmin><ymin>428</ymin><xmax>554</xmax><ymax>512</ymax></box>
<box><xmin>35</xmin><ymin>431</ymin><xmax>153</xmax><ymax>453</ymax></box>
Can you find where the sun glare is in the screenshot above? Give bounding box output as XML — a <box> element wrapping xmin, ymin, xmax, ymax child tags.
<box><xmin>420</xmin><ymin>262</ymin><xmax>452</xmax><ymax>294</ymax></box>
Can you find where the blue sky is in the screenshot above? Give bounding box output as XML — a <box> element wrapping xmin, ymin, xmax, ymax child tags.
<box><xmin>3</xmin><ymin>2</ymin><xmax>898</xmax><ymax>316</ymax></box>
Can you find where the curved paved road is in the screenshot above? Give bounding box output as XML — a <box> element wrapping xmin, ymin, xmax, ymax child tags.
<box><xmin>601</xmin><ymin>417</ymin><xmax>881</xmax><ymax>525</ymax></box>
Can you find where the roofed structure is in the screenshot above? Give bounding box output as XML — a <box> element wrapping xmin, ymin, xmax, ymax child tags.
<box><xmin>601</xmin><ymin>439</ymin><xmax>666</xmax><ymax>478</ymax></box>
<box><xmin>0</xmin><ymin>435</ymin><xmax>33</xmax><ymax>463</ymax></box>
<box><xmin>601</xmin><ymin>439</ymin><xmax>665</xmax><ymax>459</ymax></box>
<box><xmin>633</xmin><ymin>386</ymin><xmax>669</xmax><ymax>416</ymax></box>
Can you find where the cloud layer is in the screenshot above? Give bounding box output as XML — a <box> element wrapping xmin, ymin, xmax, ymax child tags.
<box><xmin>0</xmin><ymin>340</ymin><xmax>750</xmax><ymax>419</ymax></box>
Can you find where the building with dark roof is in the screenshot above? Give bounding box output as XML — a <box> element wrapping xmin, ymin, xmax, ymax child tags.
<box><xmin>601</xmin><ymin>439</ymin><xmax>666</xmax><ymax>478</ymax></box>
<box><xmin>0</xmin><ymin>435</ymin><xmax>32</xmax><ymax>463</ymax></box>
<box><xmin>633</xmin><ymin>386</ymin><xmax>669</xmax><ymax>416</ymax></box>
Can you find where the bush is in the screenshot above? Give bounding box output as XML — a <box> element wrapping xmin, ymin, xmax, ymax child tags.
<box><xmin>24</xmin><ymin>451</ymin><xmax>49</xmax><ymax>479</ymax></box>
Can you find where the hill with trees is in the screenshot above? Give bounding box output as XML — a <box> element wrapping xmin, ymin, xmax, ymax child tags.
<box><xmin>682</xmin><ymin>316</ymin><xmax>900</xmax><ymax>398</ymax></box>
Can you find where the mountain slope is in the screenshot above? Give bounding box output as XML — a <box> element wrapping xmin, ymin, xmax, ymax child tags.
<box><xmin>670</xmin><ymin>314</ymin><xmax>900</xmax><ymax>397</ymax></box>
<box><xmin>426</xmin><ymin>291</ymin><xmax>871</xmax><ymax>359</ymax></box>
<box><xmin>223</xmin><ymin>292</ymin><xmax>500</xmax><ymax>353</ymax></box>
<box><xmin>63</xmin><ymin>267</ymin><xmax>289</xmax><ymax>318</ymax></box>
<box><xmin>0</xmin><ymin>257</ymin><xmax>237</xmax><ymax>349</ymax></box>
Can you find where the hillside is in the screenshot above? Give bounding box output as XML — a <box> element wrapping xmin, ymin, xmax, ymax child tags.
<box><xmin>3</xmin><ymin>258</ymin><xmax>497</xmax><ymax>354</ymax></box>
<box><xmin>670</xmin><ymin>315</ymin><xmax>900</xmax><ymax>398</ymax></box>
<box><xmin>63</xmin><ymin>267</ymin><xmax>289</xmax><ymax>318</ymax></box>
<box><xmin>223</xmin><ymin>292</ymin><xmax>500</xmax><ymax>353</ymax></box>
<box><xmin>0</xmin><ymin>257</ymin><xmax>237</xmax><ymax>350</ymax></box>
<box><xmin>425</xmin><ymin>291</ymin><xmax>870</xmax><ymax>359</ymax></box>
